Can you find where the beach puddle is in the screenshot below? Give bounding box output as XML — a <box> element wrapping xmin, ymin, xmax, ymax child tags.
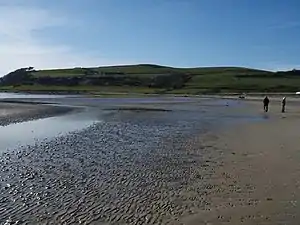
<box><xmin>0</xmin><ymin>110</ymin><xmax>99</xmax><ymax>153</ymax></box>
<box><xmin>0</xmin><ymin>92</ymin><xmax>72</xmax><ymax>99</ymax></box>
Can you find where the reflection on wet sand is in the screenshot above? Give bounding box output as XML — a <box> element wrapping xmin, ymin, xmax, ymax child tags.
<box><xmin>0</xmin><ymin>97</ymin><xmax>261</xmax><ymax>224</ymax></box>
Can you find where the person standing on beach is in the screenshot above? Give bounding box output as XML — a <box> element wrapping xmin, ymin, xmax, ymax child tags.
<box><xmin>282</xmin><ymin>97</ymin><xmax>286</xmax><ymax>113</ymax></box>
<box><xmin>263</xmin><ymin>96</ymin><xmax>270</xmax><ymax>112</ymax></box>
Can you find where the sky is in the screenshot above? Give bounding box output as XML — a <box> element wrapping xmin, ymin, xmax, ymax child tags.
<box><xmin>0</xmin><ymin>0</ymin><xmax>300</xmax><ymax>75</ymax></box>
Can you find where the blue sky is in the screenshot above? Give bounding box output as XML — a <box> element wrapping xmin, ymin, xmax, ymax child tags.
<box><xmin>0</xmin><ymin>0</ymin><xmax>299</xmax><ymax>75</ymax></box>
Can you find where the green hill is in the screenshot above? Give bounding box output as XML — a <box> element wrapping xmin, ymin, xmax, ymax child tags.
<box><xmin>1</xmin><ymin>64</ymin><xmax>299</xmax><ymax>94</ymax></box>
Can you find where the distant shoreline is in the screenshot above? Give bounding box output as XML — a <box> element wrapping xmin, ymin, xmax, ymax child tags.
<box><xmin>1</xmin><ymin>89</ymin><xmax>300</xmax><ymax>98</ymax></box>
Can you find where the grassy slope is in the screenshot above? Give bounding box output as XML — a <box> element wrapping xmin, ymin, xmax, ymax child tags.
<box><xmin>33</xmin><ymin>65</ymin><xmax>267</xmax><ymax>77</ymax></box>
<box><xmin>3</xmin><ymin>64</ymin><xmax>300</xmax><ymax>94</ymax></box>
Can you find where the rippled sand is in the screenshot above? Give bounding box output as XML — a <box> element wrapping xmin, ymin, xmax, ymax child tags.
<box><xmin>0</xmin><ymin>98</ymin><xmax>259</xmax><ymax>224</ymax></box>
<box><xmin>0</xmin><ymin>105</ymin><xmax>222</xmax><ymax>225</ymax></box>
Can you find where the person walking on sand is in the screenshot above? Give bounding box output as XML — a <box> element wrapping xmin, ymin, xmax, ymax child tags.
<box><xmin>282</xmin><ymin>97</ymin><xmax>286</xmax><ymax>113</ymax></box>
<box><xmin>263</xmin><ymin>96</ymin><xmax>270</xmax><ymax>112</ymax></box>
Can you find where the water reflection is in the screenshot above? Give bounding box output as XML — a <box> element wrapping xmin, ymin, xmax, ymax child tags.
<box><xmin>0</xmin><ymin>92</ymin><xmax>70</xmax><ymax>99</ymax></box>
<box><xmin>0</xmin><ymin>111</ymin><xmax>99</xmax><ymax>152</ymax></box>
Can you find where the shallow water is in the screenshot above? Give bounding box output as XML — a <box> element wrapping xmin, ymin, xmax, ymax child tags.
<box><xmin>0</xmin><ymin>110</ymin><xmax>99</xmax><ymax>153</ymax></box>
<box><xmin>0</xmin><ymin>96</ymin><xmax>265</xmax><ymax>224</ymax></box>
<box><xmin>0</xmin><ymin>92</ymin><xmax>70</xmax><ymax>99</ymax></box>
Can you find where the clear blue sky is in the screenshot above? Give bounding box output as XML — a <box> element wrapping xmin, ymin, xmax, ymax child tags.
<box><xmin>0</xmin><ymin>0</ymin><xmax>300</xmax><ymax>74</ymax></box>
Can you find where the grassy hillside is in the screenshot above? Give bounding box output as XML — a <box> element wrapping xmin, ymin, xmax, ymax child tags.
<box><xmin>1</xmin><ymin>64</ymin><xmax>300</xmax><ymax>94</ymax></box>
<box><xmin>33</xmin><ymin>64</ymin><xmax>266</xmax><ymax>77</ymax></box>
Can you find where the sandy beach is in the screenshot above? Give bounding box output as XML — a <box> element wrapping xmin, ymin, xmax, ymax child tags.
<box><xmin>183</xmin><ymin>98</ymin><xmax>300</xmax><ymax>224</ymax></box>
<box><xmin>1</xmin><ymin>96</ymin><xmax>300</xmax><ymax>224</ymax></box>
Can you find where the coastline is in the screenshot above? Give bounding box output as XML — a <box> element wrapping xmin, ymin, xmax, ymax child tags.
<box><xmin>1</xmin><ymin>96</ymin><xmax>300</xmax><ymax>223</ymax></box>
<box><xmin>2</xmin><ymin>89</ymin><xmax>300</xmax><ymax>97</ymax></box>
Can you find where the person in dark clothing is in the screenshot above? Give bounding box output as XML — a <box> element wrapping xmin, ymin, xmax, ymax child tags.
<box><xmin>263</xmin><ymin>96</ymin><xmax>270</xmax><ymax>112</ymax></box>
<box><xmin>282</xmin><ymin>97</ymin><xmax>286</xmax><ymax>113</ymax></box>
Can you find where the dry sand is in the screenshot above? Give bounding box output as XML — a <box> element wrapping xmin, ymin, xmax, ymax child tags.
<box><xmin>182</xmin><ymin>99</ymin><xmax>300</xmax><ymax>224</ymax></box>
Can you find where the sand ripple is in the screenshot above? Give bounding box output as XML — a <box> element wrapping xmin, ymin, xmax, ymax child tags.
<box><xmin>0</xmin><ymin>111</ymin><xmax>223</xmax><ymax>224</ymax></box>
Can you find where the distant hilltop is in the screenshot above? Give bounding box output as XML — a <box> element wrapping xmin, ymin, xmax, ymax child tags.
<box><xmin>0</xmin><ymin>64</ymin><xmax>300</xmax><ymax>94</ymax></box>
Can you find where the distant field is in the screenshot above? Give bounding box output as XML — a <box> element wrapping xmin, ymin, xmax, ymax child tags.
<box><xmin>1</xmin><ymin>64</ymin><xmax>300</xmax><ymax>94</ymax></box>
<box><xmin>33</xmin><ymin>65</ymin><xmax>269</xmax><ymax>77</ymax></box>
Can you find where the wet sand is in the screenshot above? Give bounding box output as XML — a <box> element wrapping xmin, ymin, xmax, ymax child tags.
<box><xmin>183</xmin><ymin>99</ymin><xmax>300</xmax><ymax>224</ymax></box>
<box><xmin>0</xmin><ymin>102</ymin><xmax>73</xmax><ymax>126</ymax></box>
<box><xmin>0</xmin><ymin>98</ymin><xmax>222</xmax><ymax>224</ymax></box>
<box><xmin>1</xmin><ymin>97</ymin><xmax>300</xmax><ymax>224</ymax></box>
